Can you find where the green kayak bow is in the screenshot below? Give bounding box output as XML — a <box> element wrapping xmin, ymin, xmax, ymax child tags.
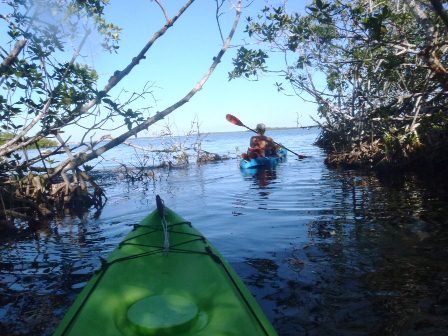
<box><xmin>54</xmin><ymin>195</ymin><xmax>277</xmax><ymax>336</ymax></box>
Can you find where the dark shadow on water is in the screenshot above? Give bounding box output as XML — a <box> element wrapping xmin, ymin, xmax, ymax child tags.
<box><xmin>234</xmin><ymin>168</ymin><xmax>448</xmax><ymax>335</ymax></box>
<box><xmin>1</xmin><ymin>158</ymin><xmax>448</xmax><ymax>335</ymax></box>
<box><xmin>242</xmin><ymin>167</ymin><xmax>277</xmax><ymax>189</ymax></box>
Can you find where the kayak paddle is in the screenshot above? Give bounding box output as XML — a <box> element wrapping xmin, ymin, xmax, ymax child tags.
<box><xmin>225</xmin><ymin>114</ymin><xmax>308</xmax><ymax>159</ymax></box>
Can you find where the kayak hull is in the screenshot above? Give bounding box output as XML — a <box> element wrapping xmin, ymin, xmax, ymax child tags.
<box><xmin>240</xmin><ymin>148</ymin><xmax>287</xmax><ymax>169</ymax></box>
<box><xmin>54</xmin><ymin>207</ymin><xmax>277</xmax><ymax>336</ymax></box>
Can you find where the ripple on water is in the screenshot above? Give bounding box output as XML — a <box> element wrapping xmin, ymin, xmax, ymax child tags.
<box><xmin>1</xmin><ymin>129</ymin><xmax>448</xmax><ymax>336</ymax></box>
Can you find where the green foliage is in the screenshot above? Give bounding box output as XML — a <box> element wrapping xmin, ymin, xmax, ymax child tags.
<box><xmin>101</xmin><ymin>98</ymin><xmax>145</xmax><ymax>131</ymax></box>
<box><xmin>0</xmin><ymin>132</ymin><xmax>57</xmax><ymax>148</ymax></box>
<box><xmin>232</xmin><ymin>0</ymin><xmax>448</xmax><ymax>168</ymax></box>
<box><xmin>0</xmin><ymin>133</ymin><xmax>14</xmax><ymax>145</ymax></box>
<box><xmin>33</xmin><ymin>138</ymin><xmax>59</xmax><ymax>149</ymax></box>
<box><xmin>0</xmin><ymin>0</ymin><xmax>121</xmax><ymax>132</ymax></box>
<box><xmin>229</xmin><ymin>47</ymin><xmax>268</xmax><ymax>79</ymax></box>
<box><xmin>362</xmin><ymin>6</ymin><xmax>390</xmax><ymax>40</ymax></box>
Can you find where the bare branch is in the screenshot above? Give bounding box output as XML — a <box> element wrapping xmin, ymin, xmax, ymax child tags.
<box><xmin>154</xmin><ymin>0</ymin><xmax>170</xmax><ymax>22</ymax></box>
<box><xmin>49</xmin><ymin>0</ymin><xmax>243</xmax><ymax>177</ymax></box>
<box><xmin>0</xmin><ymin>0</ymin><xmax>196</xmax><ymax>157</ymax></box>
<box><xmin>0</xmin><ymin>29</ymin><xmax>91</xmax><ymax>153</ymax></box>
<box><xmin>1</xmin><ymin>39</ymin><xmax>27</xmax><ymax>67</ymax></box>
<box><xmin>429</xmin><ymin>0</ymin><xmax>448</xmax><ymax>29</ymax></box>
<box><xmin>215</xmin><ymin>0</ymin><xmax>226</xmax><ymax>43</ymax></box>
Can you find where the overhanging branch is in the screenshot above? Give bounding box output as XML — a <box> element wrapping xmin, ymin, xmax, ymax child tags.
<box><xmin>49</xmin><ymin>0</ymin><xmax>243</xmax><ymax>177</ymax></box>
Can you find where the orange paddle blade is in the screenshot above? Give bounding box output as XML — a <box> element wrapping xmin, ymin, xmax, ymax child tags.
<box><xmin>226</xmin><ymin>114</ymin><xmax>244</xmax><ymax>127</ymax></box>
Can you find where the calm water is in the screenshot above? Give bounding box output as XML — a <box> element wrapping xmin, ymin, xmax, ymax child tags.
<box><xmin>1</xmin><ymin>129</ymin><xmax>448</xmax><ymax>335</ymax></box>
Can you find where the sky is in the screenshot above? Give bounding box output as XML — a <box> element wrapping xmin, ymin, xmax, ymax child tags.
<box><xmin>1</xmin><ymin>0</ymin><xmax>319</xmax><ymax>141</ymax></box>
<box><xmin>77</xmin><ymin>0</ymin><xmax>319</xmax><ymax>140</ymax></box>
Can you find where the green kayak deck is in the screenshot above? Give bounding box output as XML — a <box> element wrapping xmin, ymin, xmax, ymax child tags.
<box><xmin>54</xmin><ymin>197</ymin><xmax>277</xmax><ymax>335</ymax></box>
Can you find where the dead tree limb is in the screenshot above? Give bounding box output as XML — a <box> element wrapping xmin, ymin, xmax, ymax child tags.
<box><xmin>0</xmin><ymin>0</ymin><xmax>195</xmax><ymax>157</ymax></box>
<box><xmin>405</xmin><ymin>0</ymin><xmax>448</xmax><ymax>90</ymax></box>
<box><xmin>49</xmin><ymin>0</ymin><xmax>243</xmax><ymax>178</ymax></box>
<box><xmin>0</xmin><ymin>30</ymin><xmax>90</xmax><ymax>153</ymax></box>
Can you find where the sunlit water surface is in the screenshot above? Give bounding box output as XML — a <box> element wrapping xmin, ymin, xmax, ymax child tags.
<box><xmin>1</xmin><ymin>129</ymin><xmax>448</xmax><ymax>335</ymax></box>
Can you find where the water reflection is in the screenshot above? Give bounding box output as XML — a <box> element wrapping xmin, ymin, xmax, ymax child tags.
<box><xmin>242</xmin><ymin>167</ymin><xmax>278</xmax><ymax>189</ymax></box>
<box><xmin>240</xmin><ymin>168</ymin><xmax>448</xmax><ymax>336</ymax></box>
<box><xmin>241</xmin><ymin>167</ymin><xmax>279</xmax><ymax>213</ymax></box>
<box><xmin>1</xmin><ymin>129</ymin><xmax>448</xmax><ymax>335</ymax></box>
<box><xmin>242</xmin><ymin>167</ymin><xmax>278</xmax><ymax>210</ymax></box>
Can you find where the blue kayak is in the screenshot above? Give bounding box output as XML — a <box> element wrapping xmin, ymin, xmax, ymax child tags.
<box><xmin>240</xmin><ymin>148</ymin><xmax>287</xmax><ymax>169</ymax></box>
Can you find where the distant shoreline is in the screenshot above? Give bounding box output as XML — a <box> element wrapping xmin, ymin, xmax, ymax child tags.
<box><xmin>209</xmin><ymin>125</ymin><xmax>320</xmax><ymax>134</ymax></box>
<box><xmin>67</xmin><ymin>126</ymin><xmax>320</xmax><ymax>144</ymax></box>
<box><xmin>266</xmin><ymin>125</ymin><xmax>319</xmax><ymax>131</ymax></box>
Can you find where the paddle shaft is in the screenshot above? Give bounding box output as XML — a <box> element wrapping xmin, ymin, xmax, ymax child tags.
<box><xmin>239</xmin><ymin>123</ymin><xmax>306</xmax><ymax>159</ymax></box>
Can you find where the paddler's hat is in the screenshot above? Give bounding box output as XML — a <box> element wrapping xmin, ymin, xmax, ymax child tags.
<box><xmin>255</xmin><ymin>123</ymin><xmax>266</xmax><ymax>134</ymax></box>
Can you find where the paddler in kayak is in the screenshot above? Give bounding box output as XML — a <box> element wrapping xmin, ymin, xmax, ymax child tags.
<box><xmin>242</xmin><ymin>123</ymin><xmax>277</xmax><ymax>159</ymax></box>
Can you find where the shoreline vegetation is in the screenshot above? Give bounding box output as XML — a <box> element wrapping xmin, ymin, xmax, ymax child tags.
<box><xmin>0</xmin><ymin>133</ymin><xmax>58</xmax><ymax>149</ymax></box>
<box><xmin>229</xmin><ymin>1</ymin><xmax>448</xmax><ymax>175</ymax></box>
<box><xmin>229</xmin><ymin>125</ymin><xmax>320</xmax><ymax>133</ymax></box>
<box><xmin>0</xmin><ymin>0</ymin><xmax>242</xmax><ymax>230</ymax></box>
<box><xmin>1</xmin><ymin>0</ymin><xmax>448</xmax><ymax>233</ymax></box>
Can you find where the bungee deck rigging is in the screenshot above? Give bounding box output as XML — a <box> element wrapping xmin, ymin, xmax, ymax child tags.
<box><xmin>54</xmin><ymin>196</ymin><xmax>277</xmax><ymax>336</ymax></box>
